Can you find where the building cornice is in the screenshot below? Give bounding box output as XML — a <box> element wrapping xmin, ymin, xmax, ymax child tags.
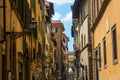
<box><xmin>72</xmin><ymin>0</ymin><xmax>82</xmax><ymax>19</ymax></box>
<box><xmin>91</xmin><ymin>0</ymin><xmax>111</xmax><ymax>32</ymax></box>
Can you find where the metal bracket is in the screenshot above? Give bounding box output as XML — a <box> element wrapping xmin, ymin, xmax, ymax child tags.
<box><xmin>0</xmin><ymin>5</ymin><xmax>6</xmax><ymax>8</ymax></box>
<box><xmin>6</xmin><ymin>32</ymin><xmax>24</xmax><ymax>39</ymax></box>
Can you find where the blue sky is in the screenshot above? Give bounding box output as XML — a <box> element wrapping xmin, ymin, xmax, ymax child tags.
<box><xmin>47</xmin><ymin>0</ymin><xmax>75</xmax><ymax>51</ymax></box>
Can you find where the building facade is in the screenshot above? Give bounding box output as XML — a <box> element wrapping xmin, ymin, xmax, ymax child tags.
<box><xmin>90</xmin><ymin>0</ymin><xmax>120</xmax><ymax>80</ymax></box>
<box><xmin>72</xmin><ymin>0</ymin><xmax>93</xmax><ymax>80</ymax></box>
<box><xmin>72</xmin><ymin>0</ymin><xmax>120</xmax><ymax>80</ymax></box>
<box><xmin>43</xmin><ymin>1</ymin><xmax>54</xmax><ymax>80</ymax></box>
<box><xmin>0</xmin><ymin>0</ymin><xmax>54</xmax><ymax>80</ymax></box>
<box><xmin>52</xmin><ymin>20</ymin><xmax>65</xmax><ymax>80</ymax></box>
<box><xmin>61</xmin><ymin>33</ymin><xmax>69</xmax><ymax>80</ymax></box>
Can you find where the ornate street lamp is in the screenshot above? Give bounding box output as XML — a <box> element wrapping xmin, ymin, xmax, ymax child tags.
<box><xmin>29</xmin><ymin>18</ymin><xmax>37</xmax><ymax>30</ymax></box>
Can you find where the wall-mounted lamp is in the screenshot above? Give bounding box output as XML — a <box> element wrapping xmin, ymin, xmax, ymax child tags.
<box><xmin>29</xmin><ymin>18</ymin><xmax>37</xmax><ymax>30</ymax></box>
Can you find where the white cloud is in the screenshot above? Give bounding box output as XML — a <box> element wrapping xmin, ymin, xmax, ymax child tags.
<box><xmin>52</xmin><ymin>12</ymin><xmax>61</xmax><ymax>20</ymax></box>
<box><xmin>61</xmin><ymin>11</ymin><xmax>72</xmax><ymax>22</ymax></box>
<box><xmin>47</xmin><ymin>0</ymin><xmax>74</xmax><ymax>5</ymax></box>
<box><xmin>52</xmin><ymin>11</ymin><xmax>72</xmax><ymax>22</ymax></box>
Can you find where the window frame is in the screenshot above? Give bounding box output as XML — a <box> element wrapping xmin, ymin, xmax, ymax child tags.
<box><xmin>98</xmin><ymin>44</ymin><xmax>101</xmax><ymax>69</ymax></box>
<box><xmin>111</xmin><ymin>25</ymin><xmax>118</xmax><ymax>64</ymax></box>
<box><xmin>103</xmin><ymin>37</ymin><xmax>107</xmax><ymax>68</ymax></box>
<box><xmin>95</xmin><ymin>44</ymin><xmax>101</xmax><ymax>70</ymax></box>
<box><xmin>84</xmin><ymin>35</ymin><xmax>86</xmax><ymax>46</ymax></box>
<box><xmin>81</xmin><ymin>34</ymin><xmax>83</xmax><ymax>48</ymax></box>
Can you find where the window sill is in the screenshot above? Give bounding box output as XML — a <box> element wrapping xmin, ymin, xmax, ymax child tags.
<box><xmin>104</xmin><ymin>65</ymin><xmax>107</xmax><ymax>69</ymax></box>
<box><xmin>113</xmin><ymin>59</ymin><xmax>118</xmax><ymax>65</ymax></box>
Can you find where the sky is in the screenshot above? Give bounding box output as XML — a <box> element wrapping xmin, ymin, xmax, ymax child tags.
<box><xmin>47</xmin><ymin>0</ymin><xmax>75</xmax><ymax>51</ymax></box>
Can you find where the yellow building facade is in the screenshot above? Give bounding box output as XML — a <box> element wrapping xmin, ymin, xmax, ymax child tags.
<box><xmin>0</xmin><ymin>0</ymin><xmax>51</xmax><ymax>80</ymax></box>
<box><xmin>0</xmin><ymin>0</ymin><xmax>24</xmax><ymax>80</ymax></box>
<box><xmin>90</xmin><ymin>0</ymin><xmax>120</xmax><ymax>80</ymax></box>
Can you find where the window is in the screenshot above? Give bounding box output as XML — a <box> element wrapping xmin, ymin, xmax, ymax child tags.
<box><xmin>31</xmin><ymin>0</ymin><xmax>36</xmax><ymax>14</ymax></box>
<box><xmin>92</xmin><ymin>0</ymin><xmax>99</xmax><ymax>19</ymax></box>
<box><xmin>93</xmin><ymin>0</ymin><xmax>96</xmax><ymax>18</ymax></box>
<box><xmin>79</xmin><ymin>12</ymin><xmax>82</xmax><ymax>24</ymax></box>
<box><xmin>85</xmin><ymin>65</ymin><xmax>88</xmax><ymax>80</ymax></box>
<box><xmin>38</xmin><ymin>43</ymin><xmax>41</xmax><ymax>58</ymax></box>
<box><xmin>112</xmin><ymin>25</ymin><xmax>118</xmax><ymax>64</ymax></box>
<box><xmin>19</xmin><ymin>62</ymin><xmax>23</xmax><ymax>80</ymax></box>
<box><xmin>33</xmin><ymin>48</ymin><xmax>36</xmax><ymax>59</ymax></box>
<box><xmin>63</xmin><ymin>47</ymin><xmax>66</xmax><ymax>51</ymax></box>
<box><xmin>14</xmin><ymin>0</ymin><xmax>24</xmax><ymax>20</ymax></box>
<box><xmin>95</xmin><ymin>44</ymin><xmax>101</xmax><ymax>69</ymax></box>
<box><xmin>81</xmin><ymin>34</ymin><xmax>83</xmax><ymax>48</ymax></box>
<box><xmin>50</xmin><ymin>46</ymin><xmax>53</xmax><ymax>52</ymax></box>
<box><xmin>38</xmin><ymin>16</ymin><xmax>40</xmax><ymax>31</ymax></box>
<box><xmin>52</xmin><ymin>28</ymin><xmax>55</xmax><ymax>32</ymax></box>
<box><xmin>82</xmin><ymin>10</ymin><xmax>85</xmax><ymax>21</ymax></box>
<box><xmin>95</xmin><ymin>49</ymin><xmax>99</xmax><ymax>79</ymax></box>
<box><xmin>20</xmin><ymin>0</ymin><xmax>24</xmax><ymax>20</ymax></box>
<box><xmin>2</xmin><ymin>55</ymin><xmax>6</xmax><ymax>80</ymax></box>
<box><xmin>38</xmin><ymin>0</ymin><xmax>40</xmax><ymax>3</ymax></box>
<box><xmin>55</xmin><ymin>27</ymin><xmax>58</xmax><ymax>32</ymax></box>
<box><xmin>98</xmin><ymin>45</ymin><xmax>101</xmax><ymax>68</ymax></box>
<box><xmin>96</xmin><ymin>0</ymin><xmax>99</xmax><ymax>14</ymax></box>
<box><xmin>52</xmin><ymin>28</ymin><xmax>58</xmax><ymax>33</ymax></box>
<box><xmin>94</xmin><ymin>0</ymin><xmax>99</xmax><ymax>18</ymax></box>
<box><xmin>84</xmin><ymin>35</ymin><xmax>86</xmax><ymax>46</ymax></box>
<box><xmin>63</xmin><ymin>38</ymin><xmax>65</xmax><ymax>43</ymax></box>
<box><xmin>46</xmin><ymin>44</ymin><xmax>48</xmax><ymax>51</ymax></box>
<box><xmin>32</xmin><ymin>77</ymin><xmax>35</xmax><ymax>80</ymax></box>
<box><xmin>103</xmin><ymin>37</ymin><xmax>107</xmax><ymax>68</ymax></box>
